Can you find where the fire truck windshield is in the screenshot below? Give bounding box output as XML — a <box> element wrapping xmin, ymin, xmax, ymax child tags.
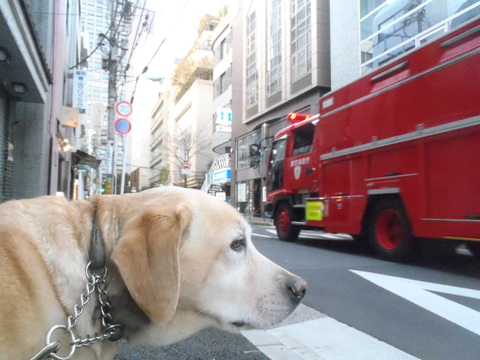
<box><xmin>268</xmin><ymin>138</ymin><xmax>286</xmax><ymax>192</ymax></box>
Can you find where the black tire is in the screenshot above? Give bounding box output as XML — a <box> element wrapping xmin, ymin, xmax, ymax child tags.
<box><xmin>367</xmin><ymin>197</ymin><xmax>416</xmax><ymax>261</ymax></box>
<box><xmin>275</xmin><ymin>202</ymin><xmax>301</xmax><ymax>242</ymax></box>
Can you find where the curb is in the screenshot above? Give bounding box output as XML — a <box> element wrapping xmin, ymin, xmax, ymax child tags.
<box><xmin>250</xmin><ymin>221</ymin><xmax>273</xmax><ymax>226</ymax></box>
<box><xmin>247</xmin><ymin>218</ymin><xmax>273</xmax><ymax>226</ymax></box>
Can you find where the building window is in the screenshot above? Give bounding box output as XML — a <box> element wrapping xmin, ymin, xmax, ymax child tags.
<box><xmin>236</xmin><ymin>131</ymin><xmax>261</xmax><ymax>170</ymax></box>
<box><xmin>214</xmin><ymin>68</ymin><xmax>232</xmax><ymax>98</ymax></box>
<box><xmin>221</xmin><ymin>34</ymin><xmax>232</xmax><ymax>59</ymax></box>
<box><xmin>359</xmin><ymin>0</ymin><xmax>480</xmax><ymax>74</ymax></box>
<box><xmin>267</xmin><ymin>0</ymin><xmax>282</xmax><ymax>96</ymax></box>
<box><xmin>202</xmin><ymin>39</ymin><xmax>212</xmax><ymax>50</ymax></box>
<box><xmin>214</xmin><ymin>33</ymin><xmax>231</xmax><ymax>65</ymax></box>
<box><xmin>290</xmin><ymin>0</ymin><xmax>312</xmax><ymax>81</ymax></box>
<box><xmin>246</xmin><ymin>11</ymin><xmax>258</xmax><ymax>108</ymax></box>
<box><xmin>222</xmin><ymin>68</ymin><xmax>231</xmax><ymax>93</ymax></box>
<box><xmin>151</xmin><ymin>141</ymin><xmax>163</xmax><ymax>159</ymax></box>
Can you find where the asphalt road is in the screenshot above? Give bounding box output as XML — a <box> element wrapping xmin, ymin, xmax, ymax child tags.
<box><xmin>251</xmin><ymin>225</ymin><xmax>480</xmax><ymax>360</ymax></box>
<box><xmin>116</xmin><ymin>224</ymin><xmax>480</xmax><ymax>360</ymax></box>
<box><xmin>115</xmin><ymin>329</ymin><xmax>269</xmax><ymax>360</ymax></box>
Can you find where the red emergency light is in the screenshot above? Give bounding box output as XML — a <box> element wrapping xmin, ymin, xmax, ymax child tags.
<box><xmin>287</xmin><ymin>112</ymin><xmax>311</xmax><ymax>122</ymax></box>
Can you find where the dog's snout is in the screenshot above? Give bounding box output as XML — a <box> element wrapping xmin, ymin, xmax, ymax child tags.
<box><xmin>288</xmin><ymin>276</ymin><xmax>307</xmax><ymax>300</ymax></box>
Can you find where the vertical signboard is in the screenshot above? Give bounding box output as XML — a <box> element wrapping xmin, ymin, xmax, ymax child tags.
<box><xmin>73</xmin><ymin>70</ymin><xmax>87</xmax><ymax>114</ymax></box>
<box><xmin>215</xmin><ymin>108</ymin><xmax>232</xmax><ymax>132</ymax></box>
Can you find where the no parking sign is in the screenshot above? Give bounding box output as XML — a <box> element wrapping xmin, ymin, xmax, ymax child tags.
<box><xmin>114</xmin><ymin>118</ymin><xmax>131</xmax><ymax>135</ymax></box>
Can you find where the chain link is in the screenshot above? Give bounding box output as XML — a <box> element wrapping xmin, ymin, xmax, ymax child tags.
<box><xmin>30</xmin><ymin>262</ymin><xmax>123</xmax><ymax>360</ymax></box>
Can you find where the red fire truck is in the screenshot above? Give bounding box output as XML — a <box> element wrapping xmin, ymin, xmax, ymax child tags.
<box><xmin>263</xmin><ymin>18</ymin><xmax>480</xmax><ymax>261</ymax></box>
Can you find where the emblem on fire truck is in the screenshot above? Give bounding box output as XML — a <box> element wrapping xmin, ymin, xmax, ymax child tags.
<box><xmin>294</xmin><ymin>166</ymin><xmax>301</xmax><ymax>180</ymax></box>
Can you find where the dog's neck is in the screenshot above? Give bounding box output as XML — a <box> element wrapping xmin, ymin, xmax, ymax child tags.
<box><xmin>89</xmin><ymin>207</ymin><xmax>107</xmax><ymax>270</ymax></box>
<box><xmin>105</xmin><ymin>263</ymin><xmax>152</xmax><ymax>340</ymax></box>
<box><xmin>84</xmin><ymin>200</ymin><xmax>150</xmax><ymax>342</ymax></box>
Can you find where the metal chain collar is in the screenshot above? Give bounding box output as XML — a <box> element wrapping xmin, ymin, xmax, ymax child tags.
<box><xmin>30</xmin><ymin>262</ymin><xmax>123</xmax><ymax>360</ymax></box>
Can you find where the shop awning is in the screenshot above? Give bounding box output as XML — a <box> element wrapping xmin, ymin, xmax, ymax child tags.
<box><xmin>73</xmin><ymin>150</ymin><xmax>101</xmax><ymax>170</ymax></box>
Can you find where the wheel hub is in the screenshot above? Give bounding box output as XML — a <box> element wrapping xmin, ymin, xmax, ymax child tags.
<box><xmin>277</xmin><ymin>209</ymin><xmax>290</xmax><ymax>234</ymax></box>
<box><xmin>376</xmin><ymin>209</ymin><xmax>404</xmax><ymax>250</ymax></box>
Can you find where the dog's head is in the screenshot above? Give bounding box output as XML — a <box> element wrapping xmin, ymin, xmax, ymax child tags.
<box><xmin>110</xmin><ymin>187</ymin><xmax>307</xmax><ymax>344</ymax></box>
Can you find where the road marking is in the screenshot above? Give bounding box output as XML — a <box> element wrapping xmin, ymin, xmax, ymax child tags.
<box><xmin>251</xmin><ymin>232</ymin><xmax>276</xmax><ymax>238</ymax></box>
<box><xmin>351</xmin><ymin>270</ymin><xmax>480</xmax><ymax>335</ymax></box>
<box><xmin>242</xmin><ymin>304</ymin><xmax>418</xmax><ymax>360</ymax></box>
<box><xmin>264</xmin><ymin>229</ymin><xmax>352</xmax><ymax>241</ymax></box>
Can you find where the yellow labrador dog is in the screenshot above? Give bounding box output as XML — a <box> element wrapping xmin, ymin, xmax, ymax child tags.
<box><xmin>0</xmin><ymin>186</ymin><xmax>307</xmax><ymax>359</ymax></box>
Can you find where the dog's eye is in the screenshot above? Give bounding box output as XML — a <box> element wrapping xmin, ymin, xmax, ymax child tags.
<box><xmin>230</xmin><ymin>236</ymin><xmax>246</xmax><ymax>252</ymax></box>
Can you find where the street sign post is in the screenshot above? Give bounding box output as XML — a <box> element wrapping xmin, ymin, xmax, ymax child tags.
<box><xmin>181</xmin><ymin>161</ymin><xmax>191</xmax><ymax>176</ymax></box>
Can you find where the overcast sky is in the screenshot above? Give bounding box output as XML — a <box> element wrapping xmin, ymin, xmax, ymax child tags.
<box><xmin>146</xmin><ymin>0</ymin><xmax>235</xmax><ymax>59</ymax></box>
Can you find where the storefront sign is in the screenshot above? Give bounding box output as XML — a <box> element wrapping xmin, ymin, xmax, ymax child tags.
<box><xmin>60</xmin><ymin>106</ymin><xmax>79</xmax><ymax>127</ymax></box>
<box><xmin>215</xmin><ymin>108</ymin><xmax>232</xmax><ymax>133</ymax></box>
<box><xmin>211</xmin><ymin>168</ymin><xmax>231</xmax><ymax>184</ymax></box>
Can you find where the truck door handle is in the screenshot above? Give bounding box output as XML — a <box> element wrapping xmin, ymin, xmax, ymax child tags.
<box><xmin>306</xmin><ymin>167</ymin><xmax>313</xmax><ymax>175</ymax></box>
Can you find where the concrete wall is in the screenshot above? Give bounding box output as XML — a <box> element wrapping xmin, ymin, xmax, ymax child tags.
<box><xmin>330</xmin><ymin>2</ymin><xmax>360</xmax><ymax>90</ymax></box>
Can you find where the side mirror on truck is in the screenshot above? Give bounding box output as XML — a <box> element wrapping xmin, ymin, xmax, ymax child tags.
<box><xmin>249</xmin><ymin>144</ymin><xmax>261</xmax><ymax>168</ymax></box>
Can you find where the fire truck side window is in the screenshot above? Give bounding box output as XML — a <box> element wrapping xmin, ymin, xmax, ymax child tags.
<box><xmin>268</xmin><ymin>138</ymin><xmax>286</xmax><ymax>192</ymax></box>
<box><xmin>292</xmin><ymin>123</ymin><xmax>315</xmax><ymax>156</ymax></box>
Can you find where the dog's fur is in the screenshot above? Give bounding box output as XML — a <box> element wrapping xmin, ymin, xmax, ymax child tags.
<box><xmin>0</xmin><ymin>187</ymin><xmax>307</xmax><ymax>359</ymax></box>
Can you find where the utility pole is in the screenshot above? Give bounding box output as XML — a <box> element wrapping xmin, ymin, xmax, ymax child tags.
<box><xmin>102</xmin><ymin>1</ymin><xmax>134</xmax><ymax>194</ymax></box>
<box><xmin>106</xmin><ymin>44</ymin><xmax>118</xmax><ymax>194</ymax></box>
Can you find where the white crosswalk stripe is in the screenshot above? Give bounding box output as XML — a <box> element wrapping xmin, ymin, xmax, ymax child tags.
<box><xmin>242</xmin><ymin>305</ymin><xmax>419</xmax><ymax>360</ymax></box>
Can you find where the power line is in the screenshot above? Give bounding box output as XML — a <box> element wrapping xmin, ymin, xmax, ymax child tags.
<box><xmin>130</xmin><ymin>36</ymin><xmax>165</xmax><ymax>104</ymax></box>
<box><xmin>68</xmin><ymin>3</ymin><xmax>120</xmax><ymax>70</ymax></box>
<box><xmin>129</xmin><ymin>0</ymin><xmax>192</xmax><ymax>103</ymax></box>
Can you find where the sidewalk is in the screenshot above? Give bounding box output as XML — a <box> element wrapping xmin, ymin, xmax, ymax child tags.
<box><xmin>245</xmin><ymin>215</ymin><xmax>273</xmax><ymax>226</ymax></box>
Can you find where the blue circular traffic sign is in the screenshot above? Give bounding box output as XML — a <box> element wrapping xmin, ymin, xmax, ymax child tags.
<box><xmin>114</xmin><ymin>118</ymin><xmax>131</xmax><ymax>135</ymax></box>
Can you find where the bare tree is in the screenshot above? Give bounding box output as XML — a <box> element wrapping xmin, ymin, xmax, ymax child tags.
<box><xmin>163</xmin><ymin>126</ymin><xmax>211</xmax><ymax>187</ymax></box>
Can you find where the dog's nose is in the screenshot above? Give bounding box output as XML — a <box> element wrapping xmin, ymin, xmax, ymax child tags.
<box><xmin>288</xmin><ymin>276</ymin><xmax>307</xmax><ymax>300</ymax></box>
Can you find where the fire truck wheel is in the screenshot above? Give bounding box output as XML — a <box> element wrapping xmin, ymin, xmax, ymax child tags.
<box><xmin>275</xmin><ymin>203</ymin><xmax>300</xmax><ymax>242</ymax></box>
<box><xmin>368</xmin><ymin>198</ymin><xmax>415</xmax><ymax>261</ymax></box>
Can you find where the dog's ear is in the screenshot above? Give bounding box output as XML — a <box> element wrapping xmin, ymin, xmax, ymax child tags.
<box><xmin>111</xmin><ymin>205</ymin><xmax>191</xmax><ymax>323</ymax></box>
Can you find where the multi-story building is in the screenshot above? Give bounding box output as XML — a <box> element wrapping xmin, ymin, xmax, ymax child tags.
<box><xmin>231</xmin><ymin>0</ymin><xmax>331</xmax><ymax>216</ymax></box>
<box><xmin>201</xmin><ymin>4</ymin><xmax>242</xmax><ymax>201</ymax></box>
<box><xmin>332</xmin><ymin>0</ymin><xmax>480</xmax><ymax>89</ymax></box>
<box><xmin>149</xmin><ymin>90</ymin><xmax>172</xmax><ymax>188</ymax></box>
<box><xmin>149</xmin><ymin>20</ymin><xmax>218</xmax><ymax>189</ymax></box>
<box><xmin>230</xmin><ymin>0</ymin><xmax>479</xmax><ymax>217</ymax></box>
<box><xmin>212</xmin><ymin>14</ymin><xmax>233</xmax><ymax>157</ymax></box>
<box><xmin>0</xmin><ymin>0</ymin><xmax>84</xmax><ymax>202</ymax></box>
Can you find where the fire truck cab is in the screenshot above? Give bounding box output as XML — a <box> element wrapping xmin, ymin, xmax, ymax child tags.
<box><xmin>265</xmin><ymin>114</ymin><xmax>320</xmax><ymax>240</ymax></box>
